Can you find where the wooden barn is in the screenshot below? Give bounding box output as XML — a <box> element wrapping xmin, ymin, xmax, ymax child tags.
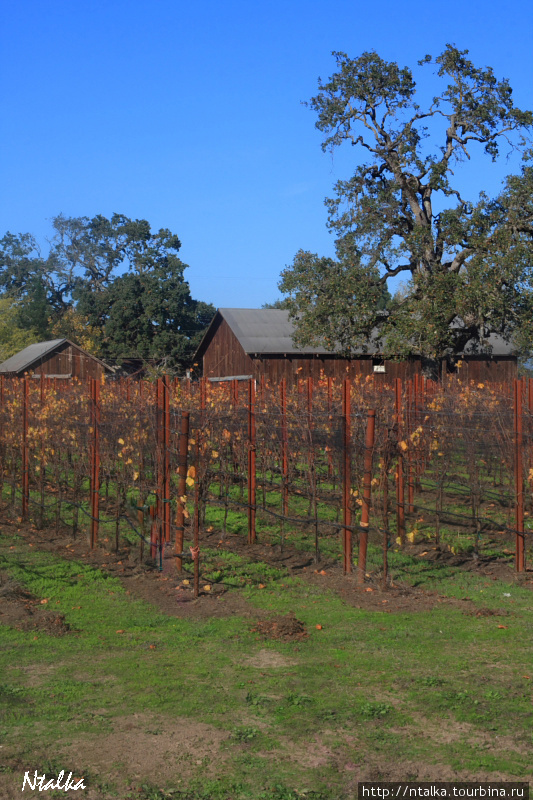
<box><xmin>0</xmin><ymin>339</ymin><xmax>110</xmax><ymax>380</ymax></box>
<box><xmin>194</xmin><ymin>309</ymin><xmax>518</xmax><ymax>385</ymax></box>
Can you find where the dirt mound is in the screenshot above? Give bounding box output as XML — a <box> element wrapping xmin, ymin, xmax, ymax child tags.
<box><xmin>0</xmin><ymin>571</ymin><xmax>71</xmax><ymax>636</ymax></box>
<box><xmin>251</xmin><ymin>613</ymin><xmax>307</xmax><ymax>641</ymax></box>
<box><xmin>467</xmin><ymin>606</ymin><xmax>509</xmax><ymax>618</ymax></box>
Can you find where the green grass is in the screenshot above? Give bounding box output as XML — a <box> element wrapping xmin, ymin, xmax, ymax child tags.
<box><xmin>181</xmin><ymin>547</ymin><xmax>289</xmax><ymax>587</ymax></box>
<box><xmin>1</xmin><ymin>531</ymin><xmax>532</xmax><ymax>798</ymax></box>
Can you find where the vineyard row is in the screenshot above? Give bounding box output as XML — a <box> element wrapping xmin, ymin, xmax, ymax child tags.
<box><xmin>0</xmin><ymin>374</ymin><xmax>532</xmax><ymax>593</ymax></box>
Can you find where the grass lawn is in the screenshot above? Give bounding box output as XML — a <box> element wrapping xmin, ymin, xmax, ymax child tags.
<box><xmin>0</xmin><ymin>525</ymin><xmax>532</xmax><ymax>799</ymax></box>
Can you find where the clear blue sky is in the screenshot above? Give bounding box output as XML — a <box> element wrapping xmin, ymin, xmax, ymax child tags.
<box><xmin>1</xmin><ymin>0</ymin><xmax>532</xmax><ymax>308</ymax></box>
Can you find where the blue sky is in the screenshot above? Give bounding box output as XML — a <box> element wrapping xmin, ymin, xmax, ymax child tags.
<box><xmin>1</xmin><ymin>0</ymin><xmax>532</xmax><ymax>309</ymax></box>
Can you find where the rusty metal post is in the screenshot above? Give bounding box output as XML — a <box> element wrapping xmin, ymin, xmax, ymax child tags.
<box><xmin>514</xmin><ymin>379</ymin><xmax>525</xmax><ymax>572</ymax></box>
<box><xmin>248</xmin><ymin>378</ymin><xmax>256</xmax><ymax>544</ymax></box>
<box><xmin>155</xmin><ymin>378</ymin><xmax>163</xmax><ymax>548</ymax></box>
<box><xmin>89</xmin><ymin>378</ymin><xmax>100</xmax><ymax>548</ymax></box>
<box><xmin>327</xmin><ymin>377</ymin><xmax>334</xmax><ymax>480</ymax></box>
<box><xmin>406</xmin><ymin>379</ymin><xmax>414</xmax><ymax>514</ymax></box>
<box><xmin>137</xmin><ymin>379</ymin><xmax>145</xmax><ymax>561</ymax></box>
<box><xmin>342</xmin><ymin>379</ymin><xmax>352</xmax><ymax>573</ymax></box>
<box><xmin>89</xmin><ymin>378</ymin><xmax>94</xmax><ymax>539</ymax></box>
<box><xmin>307</xmin><ymin>377</ymin><xmax>320</xmax><ymax>561</ymax></box>
<box><xmin>164</xmin><ymin>376</ymin><xmax>171</xmax><ymax>542</ymax></box>
<box><xmin>193</xmin><ymin>437</ymin><xmax>200</xmax><ymax>597</ymax></box>
<box><xmin>358</xmin><ymin>409</ymin><xmax>376</xmax><ymax>584</ymax></box>
<box><xmin>280</xmin><ymin>378</ymin><xmax>289</xmax><ymax>518</ymax></box>
<box><xmin>528</xmin><ymin>378</ymin><xmax>533</xmax><ymax>478</ymax></box>
<box><xmin>38</xmin><ymin>373</ymin><xmax>46</xmax><ymax>530</ymax></box>
<box><xmin>21</xmin><ymin>378</ymin><xmax>29</xmax><ymax>520</ymax></box>
<box><xmin>175</xmin><ymin>410</ymin><xmax>190</xmax><ymax>572</ymax></box>
<box><xmin>395</xmin><ymin>378</ymin><xmax>405</xmax><ymax>544</ymax></box>
<box><xmin>419</xmin><ymin>375</ymin><xmax>426</xmax><ymax>481</ymax></box>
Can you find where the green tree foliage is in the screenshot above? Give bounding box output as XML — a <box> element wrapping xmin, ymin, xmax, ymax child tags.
<box><xmin>279</xmin><ymin>46</ymin><xmax>533</xmax><ymax>359</ymax></box>
<box><xmin>17</xmin><ymin>277</ymin><xmax>52</xmax><ymax>340</ymax></box>
<box><xmin>262</xmin><ymin>298</ymin><xmax>291</xmax><ymax>309</ymax></box>
<box><xmin>0</xmin><ymin>298</ymin><xmax>40</xmax><ymax>362</ymax></box>
<box><xmin>78</xmin><ymin>261</ymin><xmax>214</xmax><ymax>370</ymax></box>
<box><xmin>0</xmin><ymin>214</ymin><xmax>215</xmax><ymax>371</ymax></box>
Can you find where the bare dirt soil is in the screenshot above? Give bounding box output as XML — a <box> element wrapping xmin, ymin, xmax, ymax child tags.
<box><xmin>0</xmin><ymin>570</ymin><xmax>71</xmax><ymax>636</ymax></box>
<box><xmin>1</xmin><ymin>710</ymin><xmax>530</xmax><ymax>800</ymax></box>
<box><xmin>251</xmin><ymin>613</ymin><xmax>308</xmax><ymax>641</ymax></box>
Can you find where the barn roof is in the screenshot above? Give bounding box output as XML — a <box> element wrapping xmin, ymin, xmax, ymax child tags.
<box><xmin>215</xmin><ymin>308</ymin><xmax>336</xmax><ymax>355</ymax></box>
<box><xmin>0</xmin><ymin>339</ymin><xmax>109</xmax><ymax>375</ymax></box>
<box><xmin>453</xmin><ymin>321</ymin><xmax>515</xmax><ymax>356</ymax></box>
<box><xmin>195</xmin><ymin>309</ymin><xmax>515</xmax><ymax>359</ymax></box>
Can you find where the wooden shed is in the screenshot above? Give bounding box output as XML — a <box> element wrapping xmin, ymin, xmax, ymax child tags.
<box><xmin>0</xmin><ymin>339</ymin><xmax>110</xmax><ymax>380</ymax></box>
<box><xmin>194</xmin><ymin>309</ymin><xmax>517</xmax><ymax>385</ymax></box>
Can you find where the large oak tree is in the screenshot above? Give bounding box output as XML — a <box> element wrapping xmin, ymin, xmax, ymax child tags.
<box><xmin>0</xmin><ymin>214</ymin><xmax>215</xmax><ymax>371</ymax></box>
<box><xmin>279</xmin><ymin>46</ymin><xmax>533</xmax><ymax>361</ymax></box>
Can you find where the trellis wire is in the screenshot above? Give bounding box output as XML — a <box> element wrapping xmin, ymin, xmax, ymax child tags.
<box><xmin>0</xmin><ymin>374</ymin><xmax>531</xmax><ymax>582</ymax></box>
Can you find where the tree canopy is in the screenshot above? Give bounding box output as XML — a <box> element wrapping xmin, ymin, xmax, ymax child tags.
<box><xmin>0</xmin><ymin>214</ymin><xmax>215</xmax><ymax>372</ymax></box>
<box><xmin>0</xmin><ymin>297</ymin><xmax>41</xmax><ymax>362</ymax></box>
<box><xmin>279</xmin><ymin>45</ymin><xmax>533</xmax><ymax>360</ymax></box>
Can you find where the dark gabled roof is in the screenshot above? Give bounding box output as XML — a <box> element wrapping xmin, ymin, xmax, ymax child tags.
<box><xmin>195</xmin><ymin>309</ymin><xmax>516</xmax><ymax>360</ymax></box>
<box><xmin>216</xmin><ymin>308</ymin><xmax>335</xmax><ymax>355</ymax></box>
<box><xmin>0</xmin><ymin>339</ymin><xmax>68</xmax><ymax>374</ymax></box>
<box><xmin>0</xmin><ymin>339</ymin><xmax>109</xmax><ymax>375</ymax></box>
<box><xmin>194</xmin><ymin>308</ymin><xmax>383</xmax><ymax>357</ymax></box>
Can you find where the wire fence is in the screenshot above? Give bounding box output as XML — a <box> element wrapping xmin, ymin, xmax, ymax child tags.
<box><xmin>1</xmin><ymin>373</ymin><xmax>532</xmax><ymax>593</ymax></box>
